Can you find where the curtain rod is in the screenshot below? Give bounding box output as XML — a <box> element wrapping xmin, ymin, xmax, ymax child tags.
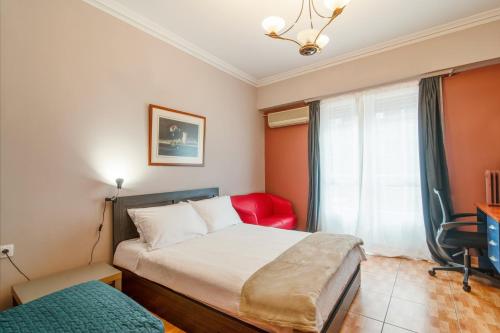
<box><xmin>420</xmin><ymin>68</ymin><xmax>454</xmax><ymax>79</ymax></box>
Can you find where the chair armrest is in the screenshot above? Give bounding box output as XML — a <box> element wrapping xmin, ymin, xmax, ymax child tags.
<box><xmin>268</xmin><ymin>194</ymin><xmax>294</xmax><ymax>215</ymax></box>
<box><xmin>451</xmin><ymin>213</ymin><xmax>476</xmax><ymax>220</ymax></box>
<box><xmin>230</xmin><ymin>197</ymin><xmax>259</xmax><ymax>224</ymax></box>
<box><xmin>237</xmin><ymin>212</ymin><xmax>258</xmax><ymax>225</ymax></box>
<box><xmin>441</xmin><ymin>221</ymin><xmax>485</xmax><ymax>231</ymax></box>
<box><xmin>233</xmin><ymin>206</ymin><xmax>258</xmax><ymax>224</ymax></box>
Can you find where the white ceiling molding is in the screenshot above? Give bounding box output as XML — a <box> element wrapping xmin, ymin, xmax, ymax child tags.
<box><xmin>82</xmin><ymin>0</ymin><xmax>258</xmax><ymax>86</ymax></box>
<box><xmin>82</xmin><ymin>1</ymin><xmax>500</xmax><ymax>88</ymax></box>
<box><xmin>256</xmin><ymin>7</ymin><xmax>500</xmax><ymax>87</ymax></box>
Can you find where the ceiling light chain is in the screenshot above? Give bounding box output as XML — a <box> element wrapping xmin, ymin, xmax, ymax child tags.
<box><xmin>262</xmin><ymin>0</ymin><xmax>352</xmax><ymax>56</ymax></box>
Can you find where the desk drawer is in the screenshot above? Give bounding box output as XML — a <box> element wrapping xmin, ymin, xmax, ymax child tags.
<box><xmin>488</xmin><ymin>239</ymin><xmax>500</xmax><ymax>269</ymax></box>
<box><xmin>487</xmin><ymin>217</ymin><xmax>500</xmax><ymax>272</ymax></box>
<box><xmin>487</xmin><ymin>217</ymin><xmax>499</xmax><ymax>240</ymax></box>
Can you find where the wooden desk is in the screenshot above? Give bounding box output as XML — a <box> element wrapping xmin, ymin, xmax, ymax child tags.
<box><xmin>12</xmin><ymin>262</ymin><xmax>122</xmax><ymax>305</ymax></box>
<box><xmin>476</xmin><ymin>203</ymin><xmax>500</xmax><ymax>272</ymax></box>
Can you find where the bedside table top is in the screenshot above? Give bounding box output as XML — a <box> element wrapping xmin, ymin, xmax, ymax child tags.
<box><xmin>12</xmin><ymin>262</ymin><xmax>121</xmax><ymax>304</ymax></box>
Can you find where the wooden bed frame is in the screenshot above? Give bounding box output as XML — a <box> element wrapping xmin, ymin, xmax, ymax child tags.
<box><xmin>112</xmin><ymin>188</ymin><xmax>360</xmax><ymax>333</ymax></box>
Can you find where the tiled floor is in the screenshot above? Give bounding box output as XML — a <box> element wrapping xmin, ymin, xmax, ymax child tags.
<box><xmin>340</xmin><ymin>255</ymin><xmax>500</xmax><ymax>333</ymax></box>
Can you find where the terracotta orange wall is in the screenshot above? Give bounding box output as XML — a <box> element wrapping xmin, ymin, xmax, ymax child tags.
<box><xmin>265</xmin><ymin>121</ymin><xmax>309</xmax><ymax>231</ymax></box>
<box><xmin>443</xmin><ymin>63</ymin><xmax>500</xmax><ymax>213</ymax></box>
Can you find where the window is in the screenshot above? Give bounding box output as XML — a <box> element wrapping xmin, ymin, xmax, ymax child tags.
<box><xmin>319</xmin><ymin>81</ymin><xmax>429</xmax><ymax>259</ymax></box>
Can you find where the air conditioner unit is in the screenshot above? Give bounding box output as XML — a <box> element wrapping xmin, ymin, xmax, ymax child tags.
<box><xmin>267</xmin><ymin>106</ymin><xmax>309</xmax><ymax>128</ymax></box>
<box><xmin>485</xmin><ymin>170</ymin><xmax>500</xmax><ymax>206</ymax></box>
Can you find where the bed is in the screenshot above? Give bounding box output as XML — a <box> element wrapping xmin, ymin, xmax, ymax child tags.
<box><xmin>112</xmin><ymin>188</ymin><xmax>363</xmax><ymax>333</ymax></box>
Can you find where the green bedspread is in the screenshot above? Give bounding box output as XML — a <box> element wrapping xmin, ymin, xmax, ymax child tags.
<box><xmin>0</xmin><ymin>280</ymin><xmax>164</xmax><ymax>333</ymax></box>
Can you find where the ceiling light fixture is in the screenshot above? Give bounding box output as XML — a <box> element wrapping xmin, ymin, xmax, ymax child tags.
<box><xmin>262</xmin><ymin>0</ymin><xmax>351</xmax><ymax>56</ymax></box>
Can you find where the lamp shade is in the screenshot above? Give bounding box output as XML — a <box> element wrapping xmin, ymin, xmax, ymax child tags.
<box><xmin>324</xmin><ymin>0</ymin><xmax>351</xmax><ymax>11</ymax></box>
<box><xmin>262</xmin><ymin>16</ymin><xmax>285</xmax><ymax>34</ymax></box>
<box><xmin>316</xmin><ymin>34</ymin><xmax>330</xmax><ymax>49</ymax></box>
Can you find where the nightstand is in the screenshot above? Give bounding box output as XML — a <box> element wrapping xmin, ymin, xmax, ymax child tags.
<box><xmin>12</xmin><ymin>262</ymin><xmax>122</xmax><ymax>305</ymax></box>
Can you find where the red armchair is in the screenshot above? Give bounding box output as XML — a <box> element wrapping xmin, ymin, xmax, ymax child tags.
<box><xmin>230</xmin><ymin>193</ymin><xmax>297</xmax><ymax>230</ymax></box>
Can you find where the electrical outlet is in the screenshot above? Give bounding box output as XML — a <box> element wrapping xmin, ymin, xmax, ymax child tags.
<box><xmin>0</xmin><ymin>244</ymin><xmax>14</xmax><ymax>258</ymax></box>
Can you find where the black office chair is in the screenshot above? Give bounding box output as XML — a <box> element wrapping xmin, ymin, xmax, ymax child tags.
<box><xmin>428</xmin><ymin>188</ymin><xmax>490</xmax><ymax>292</ymax></box>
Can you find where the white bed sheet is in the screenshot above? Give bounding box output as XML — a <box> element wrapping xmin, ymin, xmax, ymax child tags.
<box><xmin>114</xmin><ymin>223</ymin><xmax>364</xmax><ymax>332</ymax></box>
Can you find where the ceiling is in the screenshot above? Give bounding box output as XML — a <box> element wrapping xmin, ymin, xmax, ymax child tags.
<box><xmin>87</xmin><ymin>0</ymin><xmax>500</xmax><ymax>85</ymax></box>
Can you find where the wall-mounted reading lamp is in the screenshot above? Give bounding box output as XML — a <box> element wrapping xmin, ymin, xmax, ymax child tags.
<box><xmin>105</xmin><ymin>178</ymin><xmax>124</xmax><ymax>202</ymax></box>
<box><xmin>90</xmin><ymin>178</ymin><xmax>124</xmax><ymax>265</ymax></box>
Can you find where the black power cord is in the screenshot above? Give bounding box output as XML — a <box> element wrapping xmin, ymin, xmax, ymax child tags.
<box><xmin>2</xmin><ymin>249</ymin><xmax>30</xmax><ymax>281</ymax></box>
<box><xmin>88</xmin><ymin>201</ymin><xmax>108</xmax><ymax>265</ymax></box>
<box><xmin>88</xmin><ymin>187</ymin><xmax>120</xmax><ymax>265</ymax></box>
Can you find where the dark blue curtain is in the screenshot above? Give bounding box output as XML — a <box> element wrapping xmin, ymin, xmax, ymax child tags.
<box><xmin>418</xmin><ymin>77</ymin><xmax>454</xmax><ymax>264</ymax></box>
<box><xmin>307</xmin><ymin>101</ymin><xmax>321</xmax><ymax>232</ymax></box>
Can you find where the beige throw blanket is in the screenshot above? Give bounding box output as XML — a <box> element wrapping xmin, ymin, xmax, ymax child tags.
<box><xmin>240</xmin><ymin>232</ymin><xmax>363</xmax><ymax>332</ymax></box>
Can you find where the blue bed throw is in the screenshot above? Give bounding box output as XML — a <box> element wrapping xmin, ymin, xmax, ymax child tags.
<box><xmin>0</xmin><ymin>280</ymin><xmax>164</xmax><ymax>332</ymax></box>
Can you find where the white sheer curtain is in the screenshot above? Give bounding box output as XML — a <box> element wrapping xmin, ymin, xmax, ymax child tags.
<box><xmin>319</xmin><ymin>81</ymin><xmax>429</xmax><ymax>259</ymax></box>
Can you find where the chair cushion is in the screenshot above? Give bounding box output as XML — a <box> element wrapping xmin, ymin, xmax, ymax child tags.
<box><xmin>443</xmin><ymin>230</ymin><xmax>487</xmax><ymax>249</ymax></box>
<box><xmin>259</xmin><ymin>215</ymin><xmax>296</xmax><ymax>230</ymax></box>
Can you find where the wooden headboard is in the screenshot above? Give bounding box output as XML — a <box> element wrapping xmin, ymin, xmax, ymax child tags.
<box><xmin>112</xmin><ymin>187</ymin><xmax>219</xmax><ymax>253</ymax></box>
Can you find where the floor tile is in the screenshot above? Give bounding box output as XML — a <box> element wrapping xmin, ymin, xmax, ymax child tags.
<box><xmin>361</xmin><ymin>271</ymin><xmax>396</xmax><ymax>295</ymax></box>
<box><xmin>457</xmin><ymin>320</ymin><xmax>500</xmax><ymax>333</ymax></box>
<box><xmin>451</xmin><ymin>284</ymin><xmax>500</xmax><ymax>332</ymax></box>
<box><xmin>392</xmin><ymin>278</ymin><xmax>452</xmax><ymax>306</ymax></box>
<box><xmin>385</xmin><ymin>297</ymin><xmax>459</xmax><ymax>333</ymax></box>
<box><xmin>349</xmin><ymin>288</ymin><xmax>391</xmax><ymax>321</ymax></box>
<box><xmin>448</xmin><ymin>272</ymin><xmax>500</xmax><ymax>307</ymax></box>
<box><xmin>362</xmin><ymin>255</ymin><xmax>401</xmax><ymax>276</ymax></box>
<box><xmin>398</xmin><ymin>258</ymin><xmax>436</xmax><ymax>273</ymax></box>
<box><xmin>382</xmin><ymin>324</ymin><xmax>415</xmax><ymax>333</ymax></box>
<box><xmin>340</xmin><ymin>313</ymin><xmax>384</xmax><ymax>333</ymax></box>
<box><xmin>397</xmin><ymin>261</ymin><xmax>451</xmax><ymax>287</ymax></box>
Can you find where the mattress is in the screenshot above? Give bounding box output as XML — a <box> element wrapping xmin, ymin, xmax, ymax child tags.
<box><xmin>114</xmin><ymin>223</ymin><xmax>364</xmax><ymax>332</ymax></box>
<box><xmin>0</xmin><ymin>281</ymin><xmax>164</xmax><ymax>333</ymax></box>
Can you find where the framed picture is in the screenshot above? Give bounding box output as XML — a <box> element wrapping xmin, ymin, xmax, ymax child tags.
<box><xmin>149</xmin><ymin>104</ymin><xmax>206</xmax><ymax>166</ymax></box>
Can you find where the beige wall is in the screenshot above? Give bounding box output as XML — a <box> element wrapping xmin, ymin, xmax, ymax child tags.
<box><xmin>0</xmin><ymin>0</ymin><xmax>263</xmax><ymax>308</ymax></box>
<box><xmin>257</xmin><ymin>20</ymin><xmax>500</xmax><ymax>109</ymax></box>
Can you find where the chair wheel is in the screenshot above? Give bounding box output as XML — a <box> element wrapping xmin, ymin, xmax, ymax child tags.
<box><xmin>463</xmin><ymin>284</ymin><xmax>471</xmax><ymax>292</ymax></box>
<box><xmin>428</xmin><ymin>269</ymin><xmax>436</xmax><ymax>277</ymax></box>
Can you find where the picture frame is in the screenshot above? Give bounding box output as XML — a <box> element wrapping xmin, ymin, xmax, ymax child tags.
<box><xmin>149</xmin><ymin>104</ymin><xmax>206</xmax><ymax>166</ymax></box>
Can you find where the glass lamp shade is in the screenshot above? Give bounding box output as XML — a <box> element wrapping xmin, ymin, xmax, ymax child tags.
<box><xmin>324</xmin><ymin>0</ymin><xmax>352</xmax><ymax>11</ymax></box>
<box><xmin>262</xmin><ymin>16</ymin><xmax>285</xmax><ymax>34</ymax></box>
<box><xmin>297</xmin><ymin>29</ymin><xmax>319</xmax><ymax>46</ymax></box>
<box><xmin>316</xmin><ymin>34</ymin><xmax>330</xmax><ymax>49</ymax></box>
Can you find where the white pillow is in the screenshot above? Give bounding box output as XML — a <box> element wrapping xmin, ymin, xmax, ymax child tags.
<box><xmin>133</xmin><ymin>203</ymin><xmax>208</xmax><ymax>251</ymax></box>
<box><xmin>190</xmin><ymin>196</ymin><xmax>241</xmax><ymax>232</ymax></box>
<box><xmin>128</xmin><ymin>206</ymin><xmax>166</xmax><ymax>242</ymax></box>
